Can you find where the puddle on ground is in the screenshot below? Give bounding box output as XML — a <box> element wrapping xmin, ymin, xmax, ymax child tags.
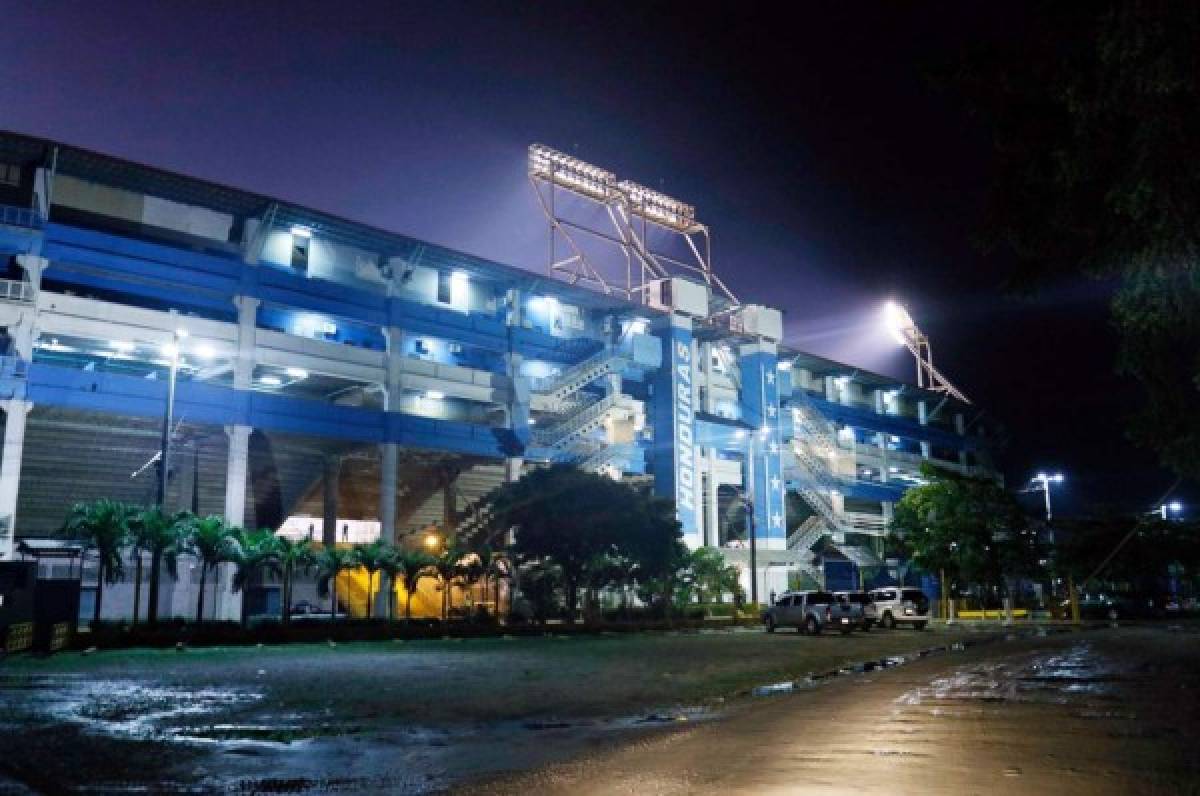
<box><xmin>893</xmin><ymin>642</ymin><xmax>1126</xmax><ymax>710</ymax></box>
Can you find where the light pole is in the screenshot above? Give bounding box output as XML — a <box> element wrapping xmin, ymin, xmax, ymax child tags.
<box><xmin>739</xmin><ymin>426</ymin><xmax>769</xmax><ymax>605</ymax></box>
<box><xmin>1029</xmin><ymin>472</ymin><xmax>1065</xmax><ymax>522</ymax></box>
<box><xmin>1151</xmin><ymin>501</ymin><xmax>1183</xmax><ymax>520</ymax></box>
<box><xmin>157</xmin><ymin>328</ymin><xmax>187</xmax><ymax>507</ymax></box>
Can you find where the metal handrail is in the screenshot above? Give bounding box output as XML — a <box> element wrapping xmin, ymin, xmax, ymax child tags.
<box><xmin>0</xmin><ymin>205</ymin><xmax>42</xmax><ymax>229</ymax></box>
<box><xmin>0</xmin><ymin>278</ymin><xmax>33</xmax><ymax>303</ymax></box>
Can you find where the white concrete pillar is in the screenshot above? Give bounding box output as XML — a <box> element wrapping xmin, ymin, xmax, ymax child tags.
<box><xmin>214</xmin><ymin>423</ymin><xmax>251</xmax><ymax>621</ymax></box>
<box><xmin>0</xmin><ymin>399</ymin><xmax>31</xmax><ymax>560</ymax></box>
<box><xmin>224</xmin><ymin>425</ymin><xmax>251</xmax><ymax>528</ymax></box>
<box><xmin>14</xmin><ymin>254</ymin><xmax>45</xmax><ymax>293</ymax></box>
<box><xmin>878</xmin><ymin>432</ymin><xmax>890</xmax><ymax>483</ymax></box>
<box><xmin>232</xmin><ymin>296</ymin><xmax>259</xmax><ymax>390</ymax></box>
<box><xmin>917</xmin><ymin>400</ymin><xmax>932</xmax><ymax>459</ymax></box>
<box><xmin>504</xmin><ymin>457</ymin><xmax>523</xmax><ymax>483</ymax></box>
<box><xmin>322</xmin><ymin>455</ymin><xmax>341</xmax><ymax>546</ymax></box>
<box><xmin>704</xmin><ymin>452</ymin><xmax>720</xmax><ymax>547</ymax></box>
<box><xmin>379</xmin><ymin>443</ymin><xmax>398</xmax><ymax>543</ymax></box>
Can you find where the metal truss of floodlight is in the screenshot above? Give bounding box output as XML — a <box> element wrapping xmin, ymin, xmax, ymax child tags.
<box><xmin>883</xmin><ymin>301</ymin><xmax>971</xmax><ymax>404</ymax></box>
<box><xmin>527</xmin><ymin>143</ymin><xmax>739</xmax><ymax>308</ymax></box>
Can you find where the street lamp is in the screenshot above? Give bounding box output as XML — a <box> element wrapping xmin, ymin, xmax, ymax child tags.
<box><xmin>157</xmin><ymin>327</ymin><xmax>187</xmax><ymax>506</ymax></box>
<box><xmin>1152</xmin><ymin>501</ymin><xmax>1184</xmax><ymax>520</ymax></box>
<box><xmin>1029</xmin><ymin>472</ymin><xmax>1065</xmax><ymax>521</ymax></box>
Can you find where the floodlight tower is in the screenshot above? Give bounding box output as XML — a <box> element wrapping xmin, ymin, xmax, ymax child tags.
<box><xmin>527</xmin><ymin>143</ymin><xmax>739</xmax><ymax>309</ymax></box>
<box><xmin>883</xmin><ymin>301</ymin><xmax>970</xmax><ymax>404</ymax></box>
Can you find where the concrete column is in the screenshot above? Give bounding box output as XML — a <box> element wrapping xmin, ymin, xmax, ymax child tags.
<box><xmin>14</xmin><ymin>254</ymin><xmax>45</xmax><ymax>293</ymax></box>
<box><xmin>379</xmin><ymin>443</ymin><xmax>398</xmax><ymax>544</ymax></box>
<box><xmin>323</xmin><ymin>455</ymin><xmax>340</xmax><ymax>546</ymax></box>
<box><xmin>704</xmin><ymin>452</ymin><xmax>720</xmax><ymax>548</ymax></box>
<box><xmin>878</xmin><ymin>432</ymin><xmax>889</xmax><ymax>483</ymax></box>
<box><xmin>0</xmin><ymin>399</ymin><xmax>31</xmax><ymax>560</ymax></box>
<box><xmin>232</xmin><ymin>296</ymin><xmax>259</xmax><ymax>390</ymax></box>
<box><xmin>224</xmin><ymin>425</ymin><xmax>250</xmax><ymax>527</ymax></box>
<box><xmin>917</xmin><ymin>400</ymin><xmax>931</xmax><ymax>459</ymax></box>
<box><xmin>503</xmin><ymin>457</ymin><xmax>523</xmax><ymax>483</ymax></box>
<box><xmin>216</xmin><ymin>423</ymin><xmax>251</xmax><ymax>623</ymax></box>
<box><xmin>955</xmin><ymin>413</ymin><xmax>969</xmax><ymax>469</ymax></box>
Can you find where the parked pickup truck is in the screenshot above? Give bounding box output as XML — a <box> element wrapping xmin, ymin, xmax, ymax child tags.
<box><xmin>763</xmin><ymin>590</ymin><xmax>858</xmax><ymax>634</ymax></box>
<box><xmin>835</xmin><ymin>591</ymin><xmax>878</xmax><ymax>630</ymax></box>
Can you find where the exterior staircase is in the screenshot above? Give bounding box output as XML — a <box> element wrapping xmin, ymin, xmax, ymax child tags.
<box><xmin>531</xmin><ymin>348</ymin><xmax>628</xmax><ymax>406</ymax></box>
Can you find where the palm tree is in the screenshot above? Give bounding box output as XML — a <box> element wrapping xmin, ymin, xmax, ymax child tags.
<box><xmin>353</xmin><ymin>539</ymin><xmax>392</xmax><ymax>619</ymax></box>
<box><xmin>229</xmin><ymin>527</ymin><xmax>279</xmax><ymax>626</ymax></box>
<box><xmin>131</xmin><ymin>507</ymin><xmax>189</xmax><ymax>626</ymax></box>
<box><xmin>376</xmin><ymin>547</ymin><xmax>403</xmax><ymax>623</ymax></box>
<box><xmin>395</xmin><ymin>548</ymin><xmax>436</xmax><ymax>622</ymax></box>
<box><xmin>274</xmin><ymin>536</ymin><xmax>314</xmax><ymax>624</ymax></box>
<box><xmin>64</xmin><ymin>499</ymin><xmax>133</xmax><ymax>626</ymax></box>
<box><xmin>186</xmin><ymin>515</ymin><xmax>236</xmax><ymax>622</ymax></box>
<box><xmin>430</xmin><ymin>545</ymin><xmax>467</xmax><ymax>621</ymax></box>
<box><xmin>314</xmin><ymin>544</ymin><xmax>356</xmax><ymax>621</ymax></box>
<box><xmin>486</xmin><ymin>550</ymin><xmax>515</xmax><ymax>621</ymax></box>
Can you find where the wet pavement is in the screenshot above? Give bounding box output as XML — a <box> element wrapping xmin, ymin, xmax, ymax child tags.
<box><xmin>1</xmin><ymin>626</ymin><xmax>1196</xmax><ymax>793</ymax></box>
<box><xmin>474</xmin><ymin>626</ymin><xmax>1200</xmax><ymax>795</ymax></box>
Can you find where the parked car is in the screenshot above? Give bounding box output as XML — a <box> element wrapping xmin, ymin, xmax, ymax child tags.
<box><xmin>835</xmin><ymin>591</ymin><xmax>878</xmax><ymax>630</ymax></box>
<box><xmin>763</xmin><ymin>590</ymin><xmax>856</xmax><ymax>634</ymax></box>
<box><xmin>868</xmin><ymin>587</ymin><xmax>930</xmax><ymax>629</ymax></box>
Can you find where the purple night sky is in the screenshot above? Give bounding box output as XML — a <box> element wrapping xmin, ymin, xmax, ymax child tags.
<box><xmin>0</xmin><ymin>2</ymin><xmax>1172</xmax><ymax>511</ymax></box>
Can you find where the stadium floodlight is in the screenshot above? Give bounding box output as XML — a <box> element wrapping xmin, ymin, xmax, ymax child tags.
<box><xmin>881</xmin><ymin>299</ymin><xmax>970</xmax><ymax>404</ymax></box>
<box><xmin>884</xmin><ymin>301</ymin><xmax>916</xmax><ymax>346</ymax></box>
<box><xmin>528</xmin><ymin>144</ymin><xmax>618</xmax><ymax>203</ymax></box>
<box><xmin>616</xmin><ymin>179</ymin><xmax>698</xmax><ymax>232</ymax></box>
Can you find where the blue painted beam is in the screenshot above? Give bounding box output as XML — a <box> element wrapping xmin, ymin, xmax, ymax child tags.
<box><xmin>798</xmin><ymin>395</ymin><xmax>980</xmax><ymax>451</ymax></box>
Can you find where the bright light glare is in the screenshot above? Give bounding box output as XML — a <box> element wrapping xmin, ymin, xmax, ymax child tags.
<box><xmin>1036</xmin><ymin>472</ymin><xmax>1048</xmax><ymax>482</ymax></box>
<box><xmin>425</xmin><ymin>390</ymin><xmax>445</xmax><ymax>400</ymax></box>
<box><xmin>883</xmin><ymin>301</ymin><xmax>914</xmax><ymax>346</ymax></box>
<box><xmin>259</xmin><ymin>375</ymin><xmax>282</xmax><ymax>386</ymax></box>
<box><xmin>111</xmin><ymin>340</ymin><xmax>135</xmax><ymax>352</ymax></box>
<box><xmin>423</xmin><ymin>532</ymin><xmax>441</xmax><ymax>550</ymax></box>
<box><xmin>1052</xmin><ymin>473</ymin><xmax>1065</xmax><ymax>483</ymax></box>
<box><xmin>175</xmin><ymin>328</ymin><xmax>188</xmax><ymax>339</ymax></box>
<box><xmin>1168</xmin><ymin>501</ymin><xmax>1183</xmax><ymax>512</ymax></box>
<box><xmin>285</xmin><ymin>367</ymin><xmax>308</xmax><ymax>379</ymax></box>
<box><xmin>194</xmin><ymin>344</ymin><xmax>216</xmax><ymax>360</ymax></box>
<box><xmin>776</xmin><ymin>360</ymin><xmax>793</xmax><ymax>371</ymax></box>
<box><xmin>290</xmin><ymin>225</ymin><xmax>312</xmax><ymax>238</ymax></box>
<box><xmin>161</xmin><ymin>343</ymin><xmax>179</xmax><ymax>358</ymax></box>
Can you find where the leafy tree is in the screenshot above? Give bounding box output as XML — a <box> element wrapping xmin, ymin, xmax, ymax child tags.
<box><xmin>271</xmin><ymin>536</ymin><xmax>314</xmax><ymax>624</ymax></box>
<box><xmin>952</xmin><ymin>3</ymin><xmax>1200</xmax><ymax>478</ymax></box>
<box><xmin>130</xmin><ymin>507</ymin><xmax>189</xmax><ymax>626</ymax></box>
<box><xmin>186</xmin><ymin>515</ymin><xmax>237</xmax><ymax>622</ymax></box>
<box><xmin>314</xmin><ymin>544</ymin><xmax>357</xmax><ymax>620</ymax></box>
<box><xmin>65</xmin><ymin>499</ymin><xmax>133</xmax><ymax>626</ymax></box>
<box><xmin>685</xmin><ymin>547</ymin><xmax>744</xmax><ymax>605</ymax></box>
<box><xmin>889</xmin><ymin>464</ymin><xmax>1036</xmax><ymax>597</ymax></box>
<box><xmin>353</xmin><ymin>539</ymin><xmax>396</xmax><ymax>619</ymax></box>
<box><xmin>483</xmin><ymin>464</ymin><xmax>684</xmax><ymax>621</ymax></box>
<box><xmin>1057</xmin><ymin>514</ymin><xmax>1200</xmax><ymax>591</ymax></box>
<box><xmin>229</xmin><ymin>527</ymin><xmax>279</xmax><ymax>626</ymax></box>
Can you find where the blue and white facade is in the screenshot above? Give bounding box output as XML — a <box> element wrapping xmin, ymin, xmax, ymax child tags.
<box><xmin>0</xmin><ymin>132</ymin><xmax>995</xmax><ymax>615</ymax></box>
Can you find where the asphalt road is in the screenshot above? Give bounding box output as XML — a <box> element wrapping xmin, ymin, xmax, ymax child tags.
<box><xmin>474</xmin><ymin>626</ymin><xmax>1200</xmax><ymax>795</ymax></box>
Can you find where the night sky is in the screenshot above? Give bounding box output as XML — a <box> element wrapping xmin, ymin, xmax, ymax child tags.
<box><xmin>1</xmin><ymin>2</ymin><xmax>1181</xmax><ymax>514</ymax></box>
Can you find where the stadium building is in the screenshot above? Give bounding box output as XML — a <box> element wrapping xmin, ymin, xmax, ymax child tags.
<box><xmin>0</xmin><ymin>133</ymin><xmax>995</xmax><ymax>620</ymax></box>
